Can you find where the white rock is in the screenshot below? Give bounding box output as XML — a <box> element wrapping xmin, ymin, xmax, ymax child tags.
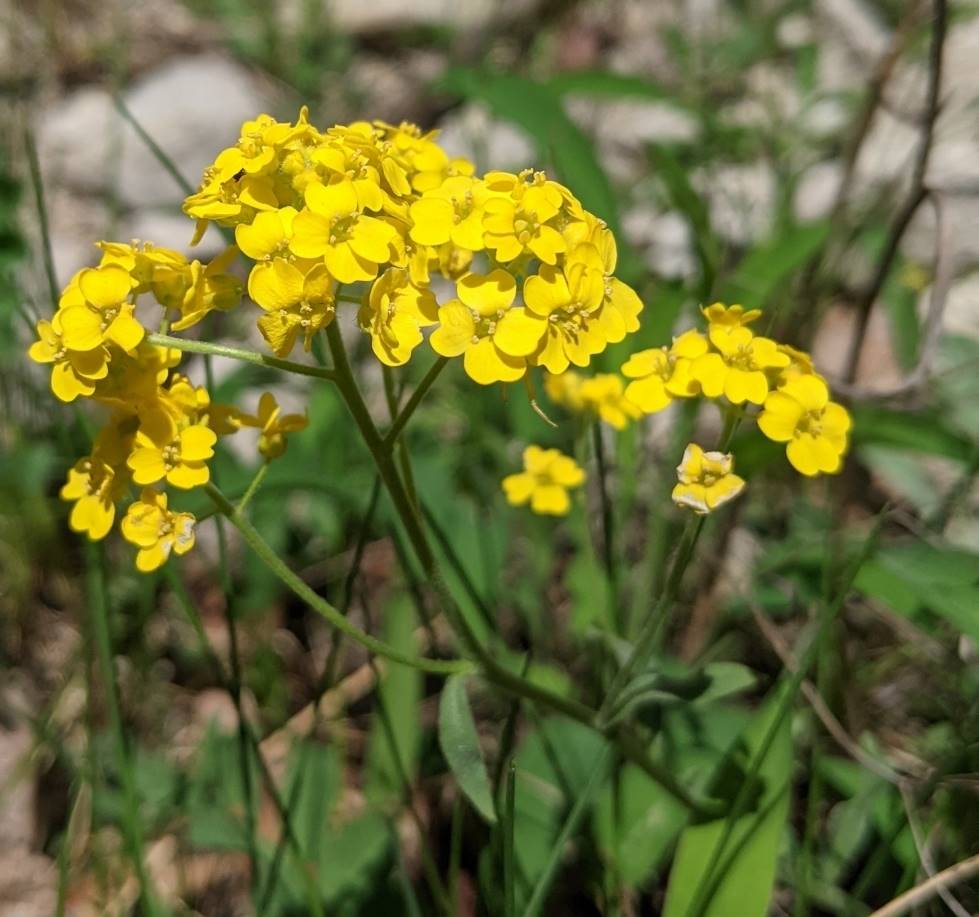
<box><xmin>904</xmin><ymin>195</ymin><xmax>979</xmax><ymax>274</ymax></box>
<box><xmin>814</xmin><ymin>0</ymin><xmax>888</xmax><ymax>62</ymax></box>
<box><xmin>794</xmin><ymin>160</ymin><xmax>843</xmax><ymax>222</ymax></box>
<box><xmin>283</xmin><ymin>0</ymin><xmax>536</xmax><ymax>33</ymax></box>
<box><xmin>435</xmin><ymin>103</ymin><xmax>536</xmax><ymax>172</ymax></box>
<box><xmin>698</xmin><ymin>162</ymin><xmax>776</xmax><ymax>245</ymax></box>
<box><xmin>933</xmin><ymin>271</ymin><xmax>979</xmax><ymax>341</ymax></box>
<box><xmin>777</xmin><ymin>13</ymin><xmax>814</xmax><ymax>49</ymax></box>
<box><xmin>565</xmin><ymin>97</ymin><xmax>699</xmax><ymax>148</ymax></box>
<box><xmin>802</xmin><ymin>97</ymin><xmax>849</xmax><ymax>138</ymax></box>
<box><xmin>622</xmin><ymin>208</ymin><xmax>696</xmax><ymax>280</ymax></box>
<box><xmin>40</xmin><ymin>53</ymin><xmax>275</xmax><ymax>209</ymax></box>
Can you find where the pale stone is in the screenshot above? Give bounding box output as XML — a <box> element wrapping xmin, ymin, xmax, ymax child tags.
<box><xmin>698</xmin><ymin>162</ymin><xmax>777</xmax><ymax>244</ymax></box>
<box><xmin>794</xmin><ymin>160</ymin><xmax>843</xmax><ymax>222</ymax></box>
<box><xmin>435</xmin><ymin>103</ymin><xmax>536</xmax><ymax>172</ymax></box>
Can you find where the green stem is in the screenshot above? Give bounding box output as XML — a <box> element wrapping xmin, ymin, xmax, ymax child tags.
<box><xmin>85</xmin><ymin>543</ymin><xmax>159</xmax><ymax>917</ymax></box>
<box><xmin>205</xmin><ymin>482</ymin><xmax>470</xmax><ymax>675</ymax></box>
<box><xmin>24</xmin><ymin>125</ymin><xmax>60</xmax><ymax>310</ymax></box>
<box><xmin>717</xmin><ymin>405</ymin><xmax>743</xmax><ymax>452</ymax></box>
<box><xmin>383</xmin><ymin>356</ymin><xmax>449</xmax><ymax>447</ymax></box>
<box><xmin>146</xmin><ymin>333</ymin><xmax>336</xmax><ymax>382</ymax></box>
<box><xmin>236</xmin><ymin>461</ymin><xmax>270</xmax><ymax>514</ymax></box>
<box><xmin>683</xmin><ymin>514</ymin><xmax>887</xmax><ymax>917</ymax></box>
<box><xmin>504</xmin><ymin>759</ymin><xmax>517</xmax><ymax>917</ymax></box>
<box><xmin>591</xmin><ymin>421</ymin><xmax>620</xmax><ymax>629</ymax></box>
<box><xmin>597</xmin><ymin>517</ymin><xmax>705</xmax><ymax>726</ymax></box>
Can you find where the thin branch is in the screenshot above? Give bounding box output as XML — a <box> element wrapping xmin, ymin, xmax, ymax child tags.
<box><xmin>898</xmin><ymin>782</ymin><xmax>972</xmax><ymax>917</ymax></box>
<box><xmin>868</xmin><ymin>853</ymin><xmax>979</xmax><ymax>917</ymax></box>
<box><xmin>843</xmin><ymin>0</ymin><xmax>948</xmax><ymax>384</ymax></box>
<box><xmin>833</xmin><ymin>193</ymin><xmax>954</xmax><ymax>400</ymax></box>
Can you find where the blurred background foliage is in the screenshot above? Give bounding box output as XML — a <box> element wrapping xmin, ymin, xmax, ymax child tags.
<box><xmin>1</xmin><ymin>0</ymin><xmax>978</xmax><ymax>914</ymax></box>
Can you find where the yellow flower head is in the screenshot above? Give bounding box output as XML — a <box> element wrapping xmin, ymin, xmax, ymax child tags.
<box><xmin>359</xmin><ymin>268</ymin><xmax>437</xmax><ymax>367</ymax></box>
<box><xmin>57</xmin><ymin>264</ymin><xmax>143</xmax><ymax>353</ymax></box>
<box><xmin>758</xmin><ymin>375</ymin><xmax>851</xmax><ymax>476</ymax></box>
<box><xmin>28</xmin><ymin>314</ymin><xmax>109</xmax><ymax>402</ymax></box>
<box><xmin>235</xmin><ymin>207</ymin><xmax>299</xmax><ymax>262</ymax></box>
<box><xmin>408</xmin><ymin>176</ymin><xmax>489</xmax><ymax>251</ymax></box>
<box><xmin>502</xmin><ymin>445</ymin><xmax>585</xmax><ymax>516</ymax></box>
<box><xmin>577</xmin><ymin>374</ymin><xmax>641</xmax><ymax>430</ymax></box>
<box><xmin>523</xmin><ymin>254</ymin><xmax>606</xmax><ymax>375</ymax></box>
<box><xmin>121</xmin><ymin>488</ymin><xmax>196</xmax><ymax>572</ymax></box>
<box><xmin>691</xmin><ymin>326</ymin><xmax>790</xmax><ymax>405</ymax></box>
<box><xmin>544</xmin><ymin>370</ymin><xmax>586</xmax><ymax>413</ymax></box>
<box><xmin>291</xmin><ymin>180</ymin><xmax>397</xmax><ymax>282</ymax></box>
<box><xmin>60</xmin><ymin>457</ymin><xmax>123</xmax><ymax>541</ymax></box>
<box><xmin>241</xmin><ymin>392</ymin><xmax>308</xmax><ymax>459</ymax></box>
<box><xmin>701</xmin><ymin>302</ymin><xmax>762</xmax><ymax>329</ymax></box>
<box><xmin>430</xmin><ymin>269</ymin><xmax>541</xmax><ymax>385</ymax></box>
<box><xmin>482</xmin><ymin>171</ymin><xmax>569</xmax><ymax>265</ymax></box>
<box><xmin>170</xmin><ymin>247</ymin><xmax>243</xmax><ymax>332</ymax></box>
<box><xmin>249</xmin><ymin>258</ymin><xmax>336</xmax><ymax>357</ymax></box>
<box><xmin>672</xmin><ymin>444</ymin><xmax>745</xmax><ymax>515</ymax></box>
<box><xmin>127</xmin><ymin>412</ymin><xmax>217</xmax><ymax>490</ymax></box>
<box><xmin>621</xmin><ymin>330</ymin><xmax>708</xmax><ymax>414</ymax></box>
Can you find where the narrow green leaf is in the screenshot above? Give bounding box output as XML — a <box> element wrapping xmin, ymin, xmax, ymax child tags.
<box><xmin>439</xmin><ymin>674</ymin><xmax>497</xmax><ymax>824</ymax></box>
<box><xmin>545</xmin><ymin>70</ymin><xmax>675</xmax><ymax>101</ymax></box>
<box><xmin>851</xmin><ymin>405</ymin><xmax>975</xmax><ymax>463</ymax></box>
<box><xmin>662</xmin><ymin>694</ymin><xmax>793</xmax><ymax>917</ymax></box>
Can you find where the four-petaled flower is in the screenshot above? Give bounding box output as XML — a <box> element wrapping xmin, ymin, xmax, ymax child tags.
<box><xmin>241</xmin><ymin>392</ymin><xmax>309</xmax><ymax>459</ymax></box>
<box><xmin>60</xmin><ymin>457</ymin><xmax>122</xmax><ymax>540</ymax></box>
<box><xmin>249</xmin><ymin>259</ymin><xmax>336</xmax><ymax>356</ymax></box>
<box><xmin>502</xmin><ymin>445</ymin><xmax>585</xmax><ymax>516</ymax></box>
<box><xmin>691</xmin><ymin>326</ymin><xmax>790</xmax><ymax>405</ymax></box>
<box><xmin>121</xmin><ymin>488</ymin><xmax>196</xmax><ymax>572</ymax></box>
<box><xmin>672</xmin><ymin>444</ymin><xmax>745</xmax><ymax>515</ymax></box>
<box><xmin>620</xmin><ymin>330</ymin><xmax>707</xmax><ymax>414</ymax></box>
<box><xmin>28</xmin><ymin>314</ymin><xmax>108</xmax><ymax>402</ymax></box>
<box><xmin>127</xmin><ymin>414</ymin><xmax>217</xmax><ymax>489</ymax></box>
<box><xmin>430</xmin><ymin>270</ymin><xmax>543</xmax><ymax>384</ymax></box>
<box><xmin>57</xmin><ymin>264</ymin><xmax>143</xmax><ymax>353</ymax></box>
<box><xmin>758</xmin><ymin>375</ymin><xmax>851</xmax><ymax>476</ymax></box>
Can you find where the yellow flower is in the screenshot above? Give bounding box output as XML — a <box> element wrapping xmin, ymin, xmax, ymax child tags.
<box><xmin>502</xmin><ymin>445</ymin><xmax>585</xmax><ymax>516</ymax></box>
<box><xmin>127</xmin><ymin>413</ymin><xmax>217</xmax><ymax>489</ymax></box>
<box><xmin>775</xmin><ymin>343</ymin><xmax>815</xmax><ymax>383</ymax></box>
<box><xmin>235</xmin><ymin>207</ymin><xmax>299</xmax><ymax>261</ymax></box>
<box><xmin>248</xmin><ymin>259</ymin><xmax>336</xmax><ymax>356</ymax></box>
<box><xmin>758</xmin><ymin>375</ymin><xmax>851</xmax><ymax>476</ymax></box>
<box><xmin>60</xmin><ymin>457</ymin><xmax>122</xmax><ymax>540</ymax></box>
<box><xmin>523</xmin><ymin>256</ymin><xmax>606</xmax><ymax>374</ymax></box>
<box><xmin>408</xmin><ymin>176</ymin><xmax>489</xmax><ymax>251</ymax></box>
<box><xmin>57</xmin><ymin>264</ymin><xmax>143</xmax><ymax>353</ymax></box>
<box><xmin>28</xmin><ymin>314</ymin><xmax>108</xmax><ymax>402</ymax></box>
<box><xmin>240</xmin><ymin>392</ymin><xmax>308</xmax><ymax>459</ymax></box>
<box><xmin>358</xmin><ymin>268</ymin><xmax>437</xmax><ymax>367</ymax></box>
<box><xmin>691</xmin><ymin>326</ymin><xmax>790</xmax><ymax>405</ymax></box>
<box><xmin>701</xmin><ymin>302</ymin><xmax>762</xmax><ymax>329</ymax></box>
<box><xmin>290</xmin><ymin>180</ymin><xmax>397</xmax><ymax>282</ymax></box>
<box><xmin>482</xmin><ymin>172</ymin><xmax>567</xmax><ymax>265</ymax></box>
<box><xmin>430</xmin><ymin>270</ymin><xmax>543</xmax><ymax>385</ymax></box>
<box><xmin>121</xmin><ymin>488</ymin><xmax>196</xmax><ymax>573</ymax></box>
<box><xmin>169</xmin><ymin>247</ymin><xmax>243</xmax><ymax>332</ymax></box>
<box><xmin>672</xmin><ymin>444</ymin><xmax>745</xmax><ymax>514</ymax></box>
<box><xmin>620</xmin><ymin>330</ymin><xmax>708</xmax><ymax>413</ymax></box>
<box><xmin>578</xmin><ymin>374</ymin><xmax>641</xmax><ymax>430</ymax></box>
<box><xmin>572</xmin><ymin>242</ymin><xmax>643</xmax><ymax>343</ymax></box>
<box><xmin>544</xmin><ymin>370</ymin><xmax>586</xmax><ymax>412</ymax></box>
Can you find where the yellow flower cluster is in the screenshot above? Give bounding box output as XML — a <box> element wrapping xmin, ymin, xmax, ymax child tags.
<box><xmin>183</xmin><ymin>109</ymin><xmax>643</xmax><ymax>381</ymax></box>
<box><xmin>541</xmin><ymin>303</ymin><xmax>852</xmax><ymax>486</ymax></box>
<box><xmin>27</xmin><ymin>237</ymin><xmax>303</xmax><ymax>569</ymax></box>
<box><xmin>502</xmin><ymin>446</ymin><xmax>585</xmax><ymax>515</ymax></box>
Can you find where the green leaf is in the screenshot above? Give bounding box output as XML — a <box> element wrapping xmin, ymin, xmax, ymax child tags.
<box><xmin>594</xmin><ymin>762</ymin><xmax>687</xmax><ymax>886</ymax></box>
<box><xmin>851</xmin><ymin>405</ymin><xmax>975</xmax><ymax>463</ymax></box>
<box><xmin>662</xmin><ymin>693</ymin><xmax>793</xmax><ymax>917</ymax></box>
<box><xmin>544</xmin><ymin>70</ymin><xmax>674</xmax><ymax>101</ymax></box>
<box><xmin>438</xmin><ymin>674</ymin><xmax>497</xmax><ymax>824</ymax></box>
<box><xmin>720</xmin><ymin>221</ymin><xmax>830</xmax><ymax>311</ymax></box>
<box><xmin>882</xmin><ymin>262</ymin><xmax>920</xmax><ymax>370</ymax></box>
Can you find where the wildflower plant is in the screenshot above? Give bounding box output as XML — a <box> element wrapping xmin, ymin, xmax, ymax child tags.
<box><xmin>29</xmin><ymin>107</ymin><xmax>857</xmax><ymax>914</ymax></box>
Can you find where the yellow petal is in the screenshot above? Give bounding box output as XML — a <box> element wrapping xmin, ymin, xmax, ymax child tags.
<box><xmin>530</xmin><ymin>484</ymin><xmax>570</xmax><ymax>515</ymax></box>
<box><xmin>324</xmin><ymin>241</ymin><xmax>376</xmax><ymax>284</ymax></box>
<box><xmin>463</xmin><ymin>337</ymin><xmax>524</xmax><ymax>385</ymax></box>
<box><xmin>523</xmin><ymin>267</ymin><xmax>570</xmax><ymax>318</ymax></box>
<box><xmin>179</xmin><ymin>425</ymin><xmax>217</xmax><ymax>461</ymax></box>
<box><xmin>690</xmin><ymin>353</ymin><xmax>727</xmax><ymax>399</ymax></box>
<box><xmin>249</xmin><ymin>260</ymin><xmax>304</xmax><ymax>312</ymax></box>
<box><xmin>78</xmin><ymin>265</ymin><xmax>132</xmax><ymax>308</ymax></box>
<box><xmin>493</xmin><ymin>308</ymin><xmax>547</xmax><ymax>358</ymax></box>
<box><xmin>408</xmin><ymin>198</ymin><xmax>454</xmax><ymax>246</ymax></box>
<box><xmin>724</xmin><ymin>368</ymin><xmax>768</xmax><ymax>405</ymax></box>
<box><xmin>105</xmin><ymin>308</ymin><xmax>144</xmax><ymax>352</ymax></box>
<box><xmin>167</xmin><ymin>462</ymin><xmax>210</xmax><ymax>489</ymax></box>
<box><xmin>51</xmin><ymin>363</ymin><xmax>95</xmax><ymax>402</ymax></box>
<box><xmin>58</xmin><ymin>305</ymin><xmax>105</xmax><ymax>351</ymax></box>
<box><xmin>625</xmin><ymin>376</ymin><xmax>671</xmax><ymax>414</ymax></box>
<box><xmin>305</xmin><ymin>180</ymin><xmax>358</xmax><ymax>219</ymax></box>
<box><xmin>289</xmin><ymin>210</ymin><xmax>331</xmax><ymax>259</ymax></box>
<box><xmin>457</xmin><ymin>270</ymin><xmax>516</xmax><ymax>316</ymax></box>
<box><xmin>430</xmin><ymin>301</ymin><xmax>476</xmax><ymax>357</ymax></box>
<box><xmin>502</xmin><ymin>472</ymin><xmax>535</xmax><ymax>506</ymax></box>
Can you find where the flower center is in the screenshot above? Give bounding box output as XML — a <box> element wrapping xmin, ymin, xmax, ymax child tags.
<box><xmin>328</xmin><ymin>213</ymin><xmax>358</xmax><ymax>244</ymax></box>
<box><xmin>798</xmin><ymin>409</ymin><xmax>823</xmax><ymax>436</ymax></box>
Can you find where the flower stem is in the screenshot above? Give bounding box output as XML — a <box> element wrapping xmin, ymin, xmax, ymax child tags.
<box><xmin>205</xmin><ymin>482</ymin><xmax>471</xmax><ymax>676</ymax></box>
<box><xmin>383</xmin><ymin>356</ymin><xmax>449</xmax><ymax>447</ymax></box>
<box><xmin>146</xmin><ymin>332</ymin><xmax>336</xmax><ymax>382</ymax></box>
<box><xmin>591</xmin><ymin>421</ymin><xmax>620</xmax><ymax>630</ymax></box>
<box><xmin>236</xmin><ymin>461</ymin><xmax>270</xmax><ymax>514</ymax></box>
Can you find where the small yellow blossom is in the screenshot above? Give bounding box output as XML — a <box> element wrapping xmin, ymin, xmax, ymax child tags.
<box><xmin>430</xmin><ymin>270</ymin><xmax>541</xmax><ymax>385</ymax></box>
<box><xmin>620</xmin><ymin>330</ymin><xmax>707</xmax><ymax>413</ymax></box>
<box><xmin>359</xmin><ymin>269</ymin><xmax>437</xmax><ymax>367</ymax></box>
<box><xmin>544</xmin><ymin>370</ymin><xmax>586</xmax><ymax>412</ymax></box>
<box><xmin>169</xmin><ymin>247</ymin><xmax>243</xmax><ymax>332</ymax></box>
<box><xmin>249</xmin><ymin>258</ymin><xmax>336</xmax><ymax>356</ymax></box>
<box><xmin>502</xmin><ymin>445</ymin><xmax>585</xmax><ymax>516</ymax></box>
<box><xmin>578</xmin><ymin>375</ymin><xmax>641</xmax><ymax>430</ymax></box>
<box><xmin>127</xmin><ymin>414</ymin><xmax>217</xmax><ymax>489</ymax></box>
<box><xmin>240</xmin><ymin>392</ymin><xmax>308</xmax><ymax>459</ymax></box>
<box><xmin>758</xmin><ymin>375</ymin><xmax>851</xmax><ymax>476</ymax></box>
<box><xmin>235</xmin><ymin>207</ymin><xmax>299</xmax><ymax>261</ymax></box>
<box><xmin>290</xmin><ymin>180</ymin><xmax>396</xmax><ymax>282</ymax></box>
<box><xmin>121</xmin><ymin>488</ymin><xmax>196</xmax><ymax>572</ymax></box>
<box><xmin>28</xmin><ymin>314</ymin><xmax>109</xmax><ymax>402</ymax></box>
<box><xmin>701</xmin><ymin>302</ymin><xmax>762</xmax><ymax>329</ymax></box>
<box><xmin>482</xmin><ymin>172</ymin><xmax>568</xmax><ymax>265</ymax></box>
<box><xmin>408</xmin><ymin>176</ymin><xmax>488</xmax><ymax>251</ymax></box>
<box><xmin>60</xmin><ymin>457</ymin><xmax>121</xmax><ymax>540</ymax></box>
<box><xmin>672</xmin><ymin>444</ymin><xmax>745</xmax><ymax>514</ymax></box>
<box><xmin>58</xmin><ymin>264</ymin><xmax>143</xmax><ymax>353</ymax></box>
<box><xmin>691</xmin><ymin>326</ymin><xmax>790</xmax><ymax>405</ymax></box>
